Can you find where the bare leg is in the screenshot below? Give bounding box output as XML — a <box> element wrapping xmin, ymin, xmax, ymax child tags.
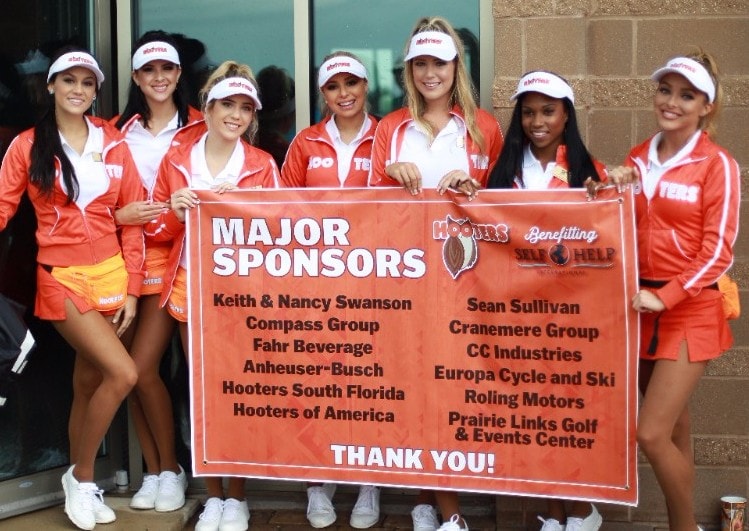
<box><xmin>129</xmin><ymin>295</ymin><xmax>178</xmax><ymax>473</ymax></box>
<box><xmin>637</xmin><ymin>344</ymin><xmax>705</xmax><ymax>531</ymax></box>
<box><xmin>226</xmin><ymin>477</ymin><xmax>247</xmax><ymax>500</ymax></box>
<box><xmin>415</xmin><ymin>489</ymin><xmax>437</xmax><ymax>506</ymax></box>
<box><xmin>546</xmin><ymin>499</ymin><xmax>566</xmax><ymax>521</ymax></box>
<box><xmin>204</xmin><ymin>477</ymin><xmax>224</xmax><ymax>499</ymax></box>
<box><xmin>568</xmin><ymin>500</ymin><xmax>594</xmax><ymax>518</ymax></box>
<box><xmin>68</xmin><ymin>354</ymin><xmax>101</xmax><ymax>463</ymax></box>
<box><xmin>54</xmin><ymin>299</ymin><xmax>138</xmax><ymax>481</ymax></box>
<box><xmin>434</xmin><ymin>490</ymin><xmax>465</xmax><ymax>526</ymax></box>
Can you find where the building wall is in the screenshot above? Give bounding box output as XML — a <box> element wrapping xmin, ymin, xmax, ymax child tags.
<box><xmin>491</xmin><ymin>1</ymin><xmax>748</xmax><ymax>528</ymax></box>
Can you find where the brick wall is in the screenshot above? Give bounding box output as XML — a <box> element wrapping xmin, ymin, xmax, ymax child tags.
<box><xmin>491</xmin><ymin>1</ymin><xmax>748</xmax><ymax>528</ymax></box>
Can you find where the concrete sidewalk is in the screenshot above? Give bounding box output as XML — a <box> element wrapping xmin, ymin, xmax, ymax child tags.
<box><xmin>2</xmin><ymin>490</ymin><xmax>499</xmax><ymax>530</ymax></box>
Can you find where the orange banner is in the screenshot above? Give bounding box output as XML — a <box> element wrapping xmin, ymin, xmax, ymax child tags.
<box><xmin>187</xmin><ymin>187</ymin><xmax>639</xmax><ymax>505</ymax></box>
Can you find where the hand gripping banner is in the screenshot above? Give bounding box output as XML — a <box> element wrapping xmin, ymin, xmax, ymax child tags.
<box><xmin>186</xmin><ymin>187</ymin><xmax>639</xmax><ymax>505</ymax></box>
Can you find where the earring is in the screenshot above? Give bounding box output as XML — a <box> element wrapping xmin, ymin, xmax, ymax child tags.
<box><xmin>48</xmin><ymin>89</ymin><xmax>54</xmax><ymax>95</ymax></box>
<box><xmin>92</xmin><ymin>95</ymin><xmax>97</xmax><ymax>101</ymax></box>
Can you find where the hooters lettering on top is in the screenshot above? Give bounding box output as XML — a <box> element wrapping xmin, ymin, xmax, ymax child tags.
<box><xmin>228</xmin><ymin>81</ymin><xmax>252</xmax><ymax>92</ymax></box>
<box><xmin>524</xmin><ymin>77</ymin><xmax>550</xmax><ymax>86</ymax></box>
<box><xmin>669</xmin><ymin>61</ymin><xmax>696</xmax><ymax>73</ymax></box>
<box><xmin>658</xmin><ymin>181</ymin><xmax>699</xmax><ymax>203</ymax></box>
<box><xmin>328</xmin><ymin>62</ymin><xmax>351</xmax><ymax>71</ymax></box>
<box><xmin>416</xmin><ymin>38</ymin><xmax>443</xmax><ymax>45</ymax></box>
<box><xmin>308</xmin><ymin>157</ymin><xmax>335</xmax><ymax>170</ymax></box>
<box><xmin>68</xmin><ymin>56</ymin><xmax>95</xmax><ymax>65</ymax></box>
<box><xmin>105</xmin><ymin>164</ymin><xmax>124</xmax><ymax>179</ymax></box>
<box><xmin>143</xmin><ymin>46</ymin><xmax>168</xmax><ymax>54</ymax></box>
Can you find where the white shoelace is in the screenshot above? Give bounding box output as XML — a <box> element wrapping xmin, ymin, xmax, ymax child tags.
<box><xmin>159</xmin><ymin>472</ymin><xmax>182</xmax><ymax>496</ymax></box>
<box><xmin>75</xmin><ymin>483</ymin><xmax>100</xmax><ymax>511</ymax></box>
<box><xmin>137</xmin><ymin>475</ymin><xmax>159</xmax><ymax>496</ymax></box>
<box><xmin>308</xmin><ymin>489</ymin><xmax>333</xmax><ymax>512</ymax></box>
<box><xmin>413</xmin><ymin>505</ymin><xmax>437</xmax><ymax>526</ymax></box>
<box><xmin>200</xmin><ymin>498</ymin><xmax>224</xmax><ymax>521</ymax></box>
<box><xmin>537</xmin><ymin>516</ymin><xmax>564</xmax><ymax>531</ymax></box>
<box><xmin>222</xmin><ymin>499</ymin><xmax>243</xmax><ymax>520</ymax></box>
<box><xmin>354</xmin><ymin>486</ymin><xmax>377</xmax><ymax>511</ymax></box>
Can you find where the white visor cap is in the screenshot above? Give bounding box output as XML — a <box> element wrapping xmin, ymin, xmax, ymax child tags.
<box><xmin>206</xmin><ymin>77</ymin><xmax>262</xmax><ymax>110</ymax></box>
<box><xmin>404</xmin><ymin>31</ymin><xmax>458</xmax><ymax>62</ymax></box>
<box><xmin>318</xmin><ymin>56</ymin><xmax>368</xmax><ymax>88</ymax></box>
<box><xmin>511</xmin><ymin>71</ymin><xmax>574</xmax><ymax>104</ymax></box>
<box><xmin>47</xmin><ymin>51</ymin><xmax>105</xmax><ymax>88</ymax></box>
<box><xmin>651</xmin><ymin>57</ymin><xmax>715</xmax><ymax>103</ymax></box>
<box><xmin>132</xmin><ymin>41</ymin><xmax>181</xmax><ymax>70</ymax></box>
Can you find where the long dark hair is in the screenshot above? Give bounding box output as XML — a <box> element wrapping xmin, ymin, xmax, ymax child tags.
<box><xmin>488</xmin><ymin>91</ymin><xmax>600</xmax><ymax>189</ymax></box>
<box><xmin>29</xmin><ymin>45</ymin><xmax>98</xmax><ymax>202</ymax></box>
<box><xmin>115</xmin><ymin>30</ymin><xmax>190</xmax><ymax>130</ymax></box>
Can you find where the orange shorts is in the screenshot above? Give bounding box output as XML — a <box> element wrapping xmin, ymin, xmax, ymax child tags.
<box><xmin>141</xmin><ymin>245</ymin><xmax>171</xmax><ymax>296</ymax></box>
<box><xmin>640</xmin><ymin>286</ymin><xmax>732</xmax><ymax>362</ymax></box>
<box><xmin>36</xmin><ymin>253</ymin><xmax>128</xmax><ymax>320</ymax></box>
<box><xmin>167</xmin><ymin>266</ymin><xmax>188</xmax><ymax>322</ymax></box>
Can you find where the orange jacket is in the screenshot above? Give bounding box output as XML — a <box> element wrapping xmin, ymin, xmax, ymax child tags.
<box><xmin>112</xmin><ymin>107</ymin><xmax>203</xmax><ymax>256</ymax></box>
<box><xmin>0</xmin><ymin>117</ymin><xmax>145</xmax><ymax>296</ymax></box>
<box><xmin>626</xmin><ymin>131</ymin><xmax>741</xmax><ymax>309</ymax></box>
<box><xmin>280</xmin><ymin>115</ymin><xmax>378</xmax><ymax>188</ymax></box>
<box><xmin>368</xmin><ymin>106</ymin><xmax>503</xmax><ymax>187</ymax></box>
<box><xmin>144</xmin><ymin>121</ymin><xmax>280</xmax><ymax>306</ymax></box>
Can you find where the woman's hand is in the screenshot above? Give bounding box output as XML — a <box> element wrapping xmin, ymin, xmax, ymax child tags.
<box><xmin>112</xmin><ymin>294</ymin><xmax>138</xmax><ymax>337</ymax></box>
<box><xmin>114</xmin><ymin>200</ymin><xmax>169</xmax><ymax>226</ymax></box>
<box><xmin>586</xmin><ymin>166</ymin><xmax>640</xmax><ymax>199</ymax></box>
<box><xmin>632</xmin><ymin>289</ymin><xmax>665</xmax><ymax>313</ymax></box>
<box><xmin>437</xmin><ymin>170</ymin><xmax>482</xmax><ymax>200</ymax></box>
<box><xmin>385</xmin><ymin>162</ymin><xmax>422</xmax><ymax>195</ymax></box>
<box><xmin>213</xmin><ymin>182</ymin><xmax>238</xmax><ymax>194</ymax></box>
<box><xmin>170</xmin><ymin>187</ymin><xmax>199</xmax><ymax>223</ymax></box>
<box><xmin>608</xmin><ymin>166</ymin><xmax>640</xmax><ymax>192</ymax></box>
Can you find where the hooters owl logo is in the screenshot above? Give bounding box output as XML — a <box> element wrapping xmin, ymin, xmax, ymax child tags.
<box><xmin>440</xmin><ymin>216</ymin><xmax>478</xmax><ymax>279</ymax></box>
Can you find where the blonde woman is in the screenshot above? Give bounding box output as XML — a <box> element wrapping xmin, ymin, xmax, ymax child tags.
<box><xmin>146</xmin><ymin>60</ymin><xmax>279</xmax><ymax>531</ymax></box>
<box><xmin>609</xmin><ymin>50</ymin><xmax>740</xmax><ymax>531</ymax></box>
<box><xmin>369</xmin><ymin>16</ymin><xmax>503</xmax><ymax>531</ymax></box>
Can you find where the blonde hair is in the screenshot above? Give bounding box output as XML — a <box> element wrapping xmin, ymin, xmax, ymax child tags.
<box><xmin>402</xmin><ymin>16</ymin><xmax>484</xmax><ymax>153</ymax></box>
<box><xmin>684</xmin><ymin>48</ymin><xmax>722</xmax><ymax>138</ymax></box>
<box><xmin>318</xmin><ymin>50</ymin><xmax>369</xmax><ymax>118</ymax></box>
<box><xmin>199</xmin><ymin>60</ymin><xmax>260</xmax><ymax>143</ymax></box>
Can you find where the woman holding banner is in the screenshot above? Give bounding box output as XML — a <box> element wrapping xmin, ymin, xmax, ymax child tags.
<box><xmin>0</xmin><ymin>47</ymin><xmax>144</xmax><ymax>530</ymax></box>
<box><xmin>146</xmin><ymin>60</ymin><xmax>279</xmax><ymax>531</ymax></box>
<box><xmin>280</xmin><ymin>51</ymin><xmax>381</xmax><ymax>529</ymax></box>
<box><xmin>607</xmin><ymin>50</ymin><xmax>739</xmax><ymax>531</ymax></box>
<box><xmin>369</xmin><ymin>16</ymin><xmax>503</xmax><ymax>531</ymax></box>
<box><xmin>112</xmin><ymin>29</ymin><xmax>202</xmax><ymax>514</ymax></box>
<box><xmin>486</xmin><ymin>70</ymin><xmax>605</xmax><ymax>531</ymax></box>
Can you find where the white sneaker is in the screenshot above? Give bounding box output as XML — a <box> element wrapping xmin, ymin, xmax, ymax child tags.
<box><xmin>412</xmin><ymin>504</ymin><xmax>439</xmax><ymax>531</ymax></box>
<box><xmin>61</xmin><ymin>465</ymin><xmax>97</xmax><ymax>530</ymax></box>
<box><xmin>195</xmin><ymin>497</ymin><xmax>224</xmax><ymax>531</ymax></box>
<box><xmin>220</xmin><ymin>498</ymin><xmax>250</xmax><ymax>531</ymax></box>
<box><xmin>93</xmin><ymin>493</ymin><xmax>116</xmax><ymax>524</ymax></box>
<box><xmin>538</xmin><ymin>515</ymin><xmax>566</xmax><ymax>531</ymax></box>
<box><xmin>130</xmin><ymin>474</ymin><xmax>159</xmax><ymax>509</ymax></box>
<box><xmin>436</xmin><ymin>514</ymin><xmax>469</xmax><ymax>531</ymax></box>
<box><xmin>155</xmin><ymin>465</ymin><xmax>187</xmax><ymax>512</ymax></box>
<box><xmin>565</xmin><ymin>504</ymin><xmax>602</xmax><ymax>531</ymax></box>
<box><xmin>306</xmin><ymin>484</ymin><xmax>337</xmax><ymax>528</ymax></box>
<box><xmin>350</xmin><ymin>485</ymin><xmax>380</xmax><ymax>528</ymax></box>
